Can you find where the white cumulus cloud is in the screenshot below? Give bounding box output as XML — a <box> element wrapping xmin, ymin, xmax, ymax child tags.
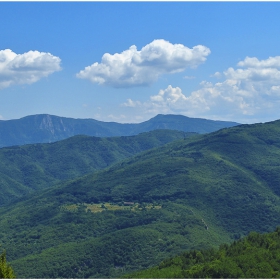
<box><xmin>121</xmin><ymin>56</ymin><xmax>280</xmax><ymax>123</ymax></box>
<box><xmin>237</xmin><ymin>56</ymin><xmax>280</xmax><ymax>68</ymax></box>
<box><xmin>76</xmin><ymin>39</ymin><xmax>210</xmax><ymax>88</ymax></box>
<box><xmin>122</xmin><ymin>85</ymin><xmax>209</xmax><ymax>116</ymax></box>
<box><xmin>0</xmin><ymin>49</ymin><xmax>61</xmax><ymax>90</ymax></box>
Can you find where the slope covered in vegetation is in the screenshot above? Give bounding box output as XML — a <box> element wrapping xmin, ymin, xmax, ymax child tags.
<box><xmin>0</xmin><ymin>129</ymin><xmax>192</xmax><ymax>205</ymax></box>
<box><xmin>125</xmin><ymin>227</ymin><xmax>280</xmax><ymax>278</ymax></box>
<box><xmin>2</xmin><ymin>120</ymin><xmax>280</xmax><ymax>277</ymax></box>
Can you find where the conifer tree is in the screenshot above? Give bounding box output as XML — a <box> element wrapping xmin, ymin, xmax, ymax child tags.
<box><xmin>0</xmin><ymin>250</ymin><xmax>15</xmax><ymax>279</ymax></box>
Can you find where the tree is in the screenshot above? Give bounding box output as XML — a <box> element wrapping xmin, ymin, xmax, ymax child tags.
<box><xmin>0</xmin><ymin>250</ymin><xmax>16</xmax><ymax>278</ymax></box>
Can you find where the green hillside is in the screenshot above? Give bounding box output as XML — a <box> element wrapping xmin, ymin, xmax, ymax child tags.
<box><xmin>0</xmin><ymin>129</ymin><xmax>192</xmax><ymax>205</ymax></box>
<box><xmin>28</xmin><ymin>119</ymin><xmax>280</xmax><ymax>236</ymax></box>
<box><xmin>1</xmin><ymin>120</ymin><xmax>280</xmax><ymax>278</ymax></box>
<box><xmin>125</xmin><ymin>227</ymin><xmax>280</xmax><ymax>278</ymax></box>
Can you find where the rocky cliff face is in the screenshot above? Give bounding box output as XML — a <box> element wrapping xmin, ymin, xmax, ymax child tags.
<box><xmin>39</xmin><ymin>115</ymin><xmax>68</xmax><ymax>135</ymax></box>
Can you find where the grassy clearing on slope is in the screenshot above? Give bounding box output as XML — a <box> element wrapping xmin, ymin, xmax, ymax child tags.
<box><xmin>60</xmin><ymin>202</ymin><xmax>162</xmax><ymax>213</ymax></box>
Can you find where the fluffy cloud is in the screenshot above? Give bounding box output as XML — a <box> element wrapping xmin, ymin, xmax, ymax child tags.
<box><xmin>76</xmin><ymin>39</ymin><xmax>210</xmax><ymax>88</ymax></box>
<box><xmin>237</xmin><ymin>56</ymin><xmax>280</xmax><ymax>68</ymax></box>
<box><xmin>122</xmin><ymin>56</ymin><xmax>280</xmax><ymax>123</ymax></box>
<box><xmin>150</xmin><ymin>85</ymin><xmax>187</xmax><ymax>106</ymax></box>
<box><xmin>123</xmin><ymin>85</ymin><xmax>211</xmax><ymax>116</ymax></box>
<box><xmin>0</xmin><ymin>49</ymin><xmax>61</xmax><ymax>90</ymax></box>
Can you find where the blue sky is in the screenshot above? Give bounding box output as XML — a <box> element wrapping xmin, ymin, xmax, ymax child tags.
<box><xmin>1</xmin><ymin>2</ymin><xmax>280</xmax><ymax>124</ymax></box>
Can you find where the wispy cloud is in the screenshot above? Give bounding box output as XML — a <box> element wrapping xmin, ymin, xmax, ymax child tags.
<box><xmin>0</xmin><ymin>49</ymin><xmax>61</xmax><ymax>90</ymax></box>
<box><xmin>76</xmin><ymin>39</ymin><xmax>210</xmax><ymax>88</ymax></box>
<box><xmin>107</xmin><ymin>114</ymin><xmax>127</xmax><ymax>122</ymax></box>
<box><xmin>183</xmin><ymin>75</ymin><xmax>195</xmax><ymax>80</ymax></box>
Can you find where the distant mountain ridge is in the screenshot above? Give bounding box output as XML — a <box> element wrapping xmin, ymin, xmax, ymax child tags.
<box><xmin>0</xmin><ymin>114</ymin><xmax>240</xmax><ymax>147</ymax></box>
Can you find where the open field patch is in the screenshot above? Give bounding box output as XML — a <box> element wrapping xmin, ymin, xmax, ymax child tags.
<box><xmin>60</xmin><ymin>202</ymin><xmax>162</xmax><ymax>213</ymax></box>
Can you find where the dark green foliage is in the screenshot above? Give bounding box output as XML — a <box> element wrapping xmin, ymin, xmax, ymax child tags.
<box><xmin>0</xmin><ymin>250</ymin><xmax>15</xmax><ymax>278</ymax></box>
<box><xmin>0</xmin><ymin>129</ymin><xmax>192</xmax><ymax>205</ymax></box>
<box><xmin>10</xmin><ymin>227</ymin><xmax>188</xmax><ymax>278</ymax></box>
<box><xmin>2</xmin><ymin>200</ymin><xmax>223</xmax><ymax>278</ymax></box>
<box><xmin>0</xmin><ymin>113</ymin><xmax>238</xmax><ymax>148</ymax></box>
<box><xmin>125</xmin><ymin>227</ymin><xmax>280</xmax><ymax>278</ymax></box>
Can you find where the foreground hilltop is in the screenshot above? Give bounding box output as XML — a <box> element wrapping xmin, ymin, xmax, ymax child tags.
<box><xmin>0</xmin><ymin>114</ymin><xmax>239</xmax><ymax>147</ymax></box>
<box><xmin>125</xmin><ymin>227</ymin><xmax>280</xmax><ymax>278</ymax></box>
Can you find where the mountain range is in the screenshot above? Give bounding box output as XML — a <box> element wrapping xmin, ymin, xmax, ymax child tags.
<box><xmin>0</xmin><ymin>114</ymin><xmax>239</xmax><ymax>147</ymax></box>
<box><xmin>1</xmin><ymin>117</ymin><xmax>280</xmax><ymax>278</ymax></box>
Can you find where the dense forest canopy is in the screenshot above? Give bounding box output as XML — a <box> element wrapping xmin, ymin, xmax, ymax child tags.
<box><xmin>125</xmin><ymin>227</ymin><xmax>280</xmax><ymax>278</ymax></box>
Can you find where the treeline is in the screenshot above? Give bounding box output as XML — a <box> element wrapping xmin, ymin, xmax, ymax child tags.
<box><xmin>125</xmin><ymin>227</ymin><xmax>280</xmax><ymax>278</ymax></box>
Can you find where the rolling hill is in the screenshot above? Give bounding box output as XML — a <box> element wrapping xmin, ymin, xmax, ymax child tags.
<box><xmin>0</xmin><ymin>114</ymin><xmax>239</xmax><ymax>147</ymax></box>
<box><xmin>1</xmin><ymin>119</ymin><xmax>280</xmax><ymax>278</ymax></box>
<box><xmin>0</xmin><ymin>129</ymin><xmax>193</xmax><ymax>205</ymax></box>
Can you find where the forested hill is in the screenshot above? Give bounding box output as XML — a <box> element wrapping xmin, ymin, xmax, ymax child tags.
<box><xmin>0</xmin><ymin>113</ymin><xmax>239</xmax><ymax>147</ymax></box>
<box><xmin>3</xmin><ymin>119</ymin><xmax>280</xmax><ymax>278</ymax></box>
<box><xmin>0</xmin><ymin>129</ymin><xmax>192</xmax><ymax>205</ymax></box>
<box><xmin>125</xmin><ymin>227</ymin><xmax>280</xmax><ymax>278</ymax></box>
